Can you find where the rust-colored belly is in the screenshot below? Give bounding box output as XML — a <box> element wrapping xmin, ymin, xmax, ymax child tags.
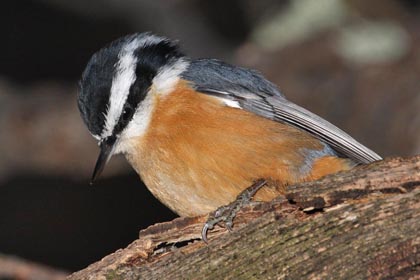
<box><xmin>125</xmin><ymin>82</ymin><xmax>354</xmax><ymax>216</ymax></box>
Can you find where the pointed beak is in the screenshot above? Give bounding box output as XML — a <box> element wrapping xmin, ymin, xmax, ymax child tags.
<box><xmin>90</xmin><ymin>135</ymin><xmax>117</xmax><ymax>185</ymax></box>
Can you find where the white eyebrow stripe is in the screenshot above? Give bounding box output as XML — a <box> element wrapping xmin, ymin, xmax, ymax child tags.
<box><xmin>101</xmin><ymin>38</ymin><xmax>139</xmax><ymax>138</ymax></box>
<box><xmin>101</xmin><ymin>34</ymin><xmax>168</xmax><ymax>139</ymax></box>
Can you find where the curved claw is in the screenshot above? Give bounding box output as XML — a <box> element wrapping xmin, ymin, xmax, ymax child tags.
<box><xmin>226</xmin><ymin>221</ymin><xmax>233</xmax><ymax>232</ymax></box>
<box><xmin>201</xmin><ymin>179</ymin><xmax>267</xmax><ymax>243</ymax></box>
<box><xmin>201</xmin><ymin>223</ymin><xmax>210</xmax><ymax>243</ymax></box>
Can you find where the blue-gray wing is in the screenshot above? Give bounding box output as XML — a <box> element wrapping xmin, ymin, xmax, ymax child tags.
<box><xmin>182</xmin><ymin>59</ymin><xmax>382</xmax><ymax>164</ymax></box>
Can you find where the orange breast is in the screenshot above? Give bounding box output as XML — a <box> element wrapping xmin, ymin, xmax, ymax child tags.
<box><xmin>126</xmin><ymin>81</ymin><xmax>354</xmax><ymax>216</ymax></box>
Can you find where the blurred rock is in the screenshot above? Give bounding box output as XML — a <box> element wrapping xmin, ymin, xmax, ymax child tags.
<box><xmin>335</xmin><ymin>20</ymin><xmax>410</xmax><ymax>65</ymax></box>
<box><xmin>251</xmin><ymin>0</ymin><xmax>349</xmax><ymax>50</ymax></box>
<box><xmin>0</xmin><ymin>254</ymin><xmax>67</xmax><ymax>280</ymax></box>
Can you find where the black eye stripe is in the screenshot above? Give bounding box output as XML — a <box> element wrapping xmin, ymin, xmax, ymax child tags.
<box><xmin>78</xmin><ymin>33</ymin><xmax>186</xmax><ymax>140</ymax></box>
<box><xmin>112</xmin><ymin>68</ymin><xmax>152</xmax><ymax>135</ymax></box>
<box><xmin>111</xmin><ymin>39</ymin><xmax>184</xmax><ymax>136</ymax></box>
<box><xmin>122</xmin><ymin>104</ymin><xmax>134</xmax><ymax>121</ymax></box>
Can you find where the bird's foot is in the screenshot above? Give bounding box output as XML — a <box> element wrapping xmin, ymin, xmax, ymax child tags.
<box><xmin>201</xmin><ymin>179</ymin><xmax>267</xmax><ymax>243</ymax></box>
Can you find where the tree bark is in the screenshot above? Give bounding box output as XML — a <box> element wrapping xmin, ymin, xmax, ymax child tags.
<box><xmin>68</xmin><ymin>156</ymin><xmax>420</xmax><ymax>279</ymax></box>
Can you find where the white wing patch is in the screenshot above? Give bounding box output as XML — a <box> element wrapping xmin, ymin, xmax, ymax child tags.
<box><xmin>219</xmin><ymin>98</ymin><xmax>242</xmax><ymax>109</ymax></box>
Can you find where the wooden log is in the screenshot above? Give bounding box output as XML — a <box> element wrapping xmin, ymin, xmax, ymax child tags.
<box><xmin>68</xmin><ymin>155</ymin><xmax>420</xmax><ymax>279</ymax></box>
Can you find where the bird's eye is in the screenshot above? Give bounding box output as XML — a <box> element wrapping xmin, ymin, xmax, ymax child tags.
<box><xmin>122</xmin><ymin>104</ymin><xmax>134</xmax><ymax>122</ymax></box>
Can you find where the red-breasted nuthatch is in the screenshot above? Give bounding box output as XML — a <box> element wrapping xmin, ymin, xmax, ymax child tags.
<box><xmin>78</xmin><ymin>32</ymin><xmax>381</xmax><ymax>218</ymax></box>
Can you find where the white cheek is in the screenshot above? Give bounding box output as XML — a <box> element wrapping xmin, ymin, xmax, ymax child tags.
<box><xmin>102</xmin><ymin>39</ymin><xmax>140</xmax><ymax>139</ymax></box>
<box><xmin>113</xmin><ymin>92</ymin><xmax>155</xmax><ymax>154</ymax></box>
<box><xmin>152</xmin><ymin>58</ymin><xmax>189</xmax><ymax>96</ymax></box>
<box><xmin>113</xmin><ymin>60</ymin><xmax>188</xmax><ymax>155</ymax></box>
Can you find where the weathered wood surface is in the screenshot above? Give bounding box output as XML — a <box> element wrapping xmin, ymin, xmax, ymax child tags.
<box><xmin>68</xmin><ymin>156</ymin><xmax>420</xmax><ymax>279</ymax></box>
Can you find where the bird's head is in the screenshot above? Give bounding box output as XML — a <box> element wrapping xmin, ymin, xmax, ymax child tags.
<box><xmin>78</xmin><ymin>33</ymin><xmax>188</xmax><ymax>183</ymax></box>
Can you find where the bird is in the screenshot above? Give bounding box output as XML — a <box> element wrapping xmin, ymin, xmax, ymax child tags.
<box><xmin>78</xmin><ymin>32</ymin><xmax>382</xmax><ymax>220</ymax></box>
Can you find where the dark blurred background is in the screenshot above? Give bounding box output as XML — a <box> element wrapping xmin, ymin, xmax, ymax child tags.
<box><xmin>0</xmin><ymin>0</ymin><xmax>419</xmax><ymax>275</ymax></box>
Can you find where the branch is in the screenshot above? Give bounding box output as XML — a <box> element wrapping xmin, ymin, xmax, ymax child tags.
<box><xmin>68</xmin><ymin>156</ymin><xmax>420</xmax><ymax>279</ymax></box>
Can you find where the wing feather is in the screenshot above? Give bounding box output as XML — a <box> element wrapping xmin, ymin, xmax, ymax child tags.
<box><xmin>182</xmin><ymin>59</ymin><xmax>382</xmax><ymax>164</ymax></box>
